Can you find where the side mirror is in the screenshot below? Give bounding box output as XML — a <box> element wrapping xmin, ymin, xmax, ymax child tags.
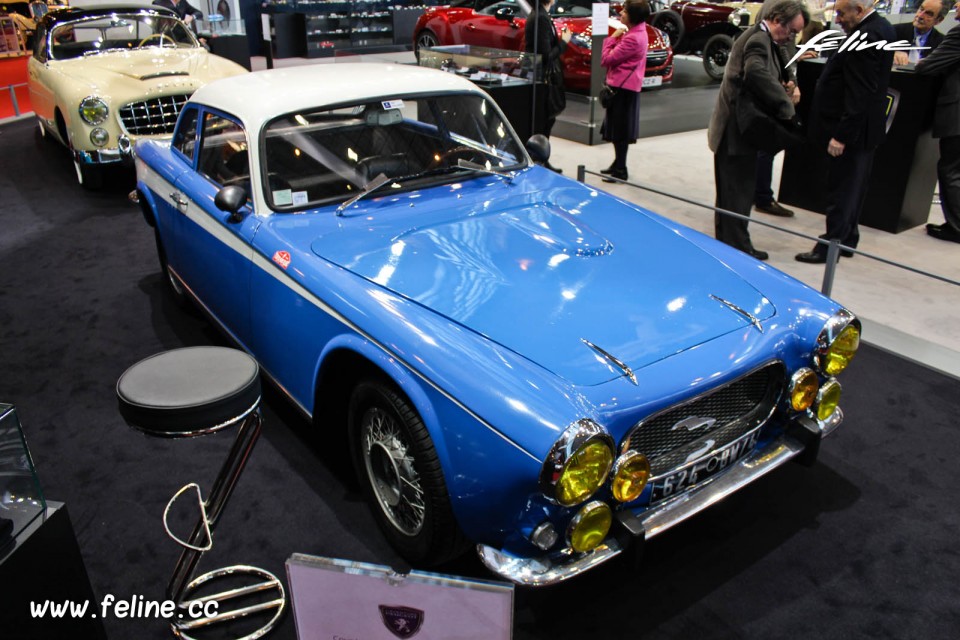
<box><xmin>215</xmin><ymin>185</ymin><xmax>247</xmax><ymax>222</ymax></box>
<box><xmin>494</xmin><ymin>6</ymin><xmax>517</xmax><ymax>21</ymax></box>
<box><xmin>526</xmin><ymin>134</ymin><xmax>551</xmax><ymax>165</ymax></box>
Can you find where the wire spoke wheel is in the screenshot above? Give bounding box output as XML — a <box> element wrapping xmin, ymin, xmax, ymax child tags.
<box><xmin>361</xmin><ymin>407</ymin><xmax>426</xmax><ymax>536</ymax></box>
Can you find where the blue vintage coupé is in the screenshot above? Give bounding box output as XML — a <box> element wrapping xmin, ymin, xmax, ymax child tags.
<box><xmin>133</xmin><ymin>63</ymin><xmax>860</xmax><ymax>586</ymax></box>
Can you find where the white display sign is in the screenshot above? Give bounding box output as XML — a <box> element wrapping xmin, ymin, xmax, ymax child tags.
<box><xmin>261</xmin><ymin>14</ymin><xmax>271</xmax><ymax>41</ymax></box>
<box><xmin>286</xmin><ymin>554</ymin><xmax>514</xmax><ymax>639</ymax></box>
<box><xmin>592</xmin><ymin>3</ymin><xmax>610</xmax><ymax>35</ymax></box>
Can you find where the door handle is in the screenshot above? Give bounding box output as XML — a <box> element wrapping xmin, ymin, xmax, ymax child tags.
<box><xmin>466</xmin><ymin>23</ymin><xmax>476</xmax><ymax>30</ymax></box>
<box><xmin>170</xmin><ymin>192</ymin><xmax>188</xmax><ymax>212</ymax></box>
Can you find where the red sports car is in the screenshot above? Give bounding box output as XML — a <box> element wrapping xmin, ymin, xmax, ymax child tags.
<box><xmin>413</xmin><ymin>0</ymin><xmax>674</xmax><ymax>91</ymax></box>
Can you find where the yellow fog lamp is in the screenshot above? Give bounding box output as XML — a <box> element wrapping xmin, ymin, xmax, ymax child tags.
<box><xmin>815</xmin><ymin>313</ymin><xmax>861</xmax><ymax>376</ymax></box>
<box><xmin>541</xmin><ymin>420</ymin><xmax>615</xmax><ymax>507</ymax></box>
<box><xmin>815</xmin><ymin>379</ymin><xmax>842</xmax><ymax>421</ymax></box>
<box><xmin>567</xmin><ymin>501</ymin><xmax>612</xmax><ymax>553</ymax></box>
<box><xmin>789</xmin><ymin>368</ymin><xmax>819</xmax><ymax>412</ymax></box>
<box><xmin>556</xmin><ymin>440</ymin><xmax>614</xmax><ymax>506</ymax></box>
<box><xmin>611</xmin><ymin>451</ymin><xmax>651</xmax><ymax>503</ymax></box>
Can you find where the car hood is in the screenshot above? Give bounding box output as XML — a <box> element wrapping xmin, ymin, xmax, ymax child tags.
<box><xmin>311</xmin><ymin>185</ymin><xmax>775</xmax><ymax>386</ymax></box>
<box><xmin>54</xmin><ymin>48</ymin><xmax>231</xmax><ymax>89</ymax></box>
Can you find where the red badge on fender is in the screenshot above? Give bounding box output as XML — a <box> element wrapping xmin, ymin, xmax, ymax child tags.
<box><xmin>272</xmin><ymin>250</ymin><xmax>291</xmax><ymax>269</ymax></box>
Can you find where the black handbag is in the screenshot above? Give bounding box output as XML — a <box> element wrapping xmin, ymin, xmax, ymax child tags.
<box><xmin>600</xmin><ymin>83</ymin><xmax>618</xmax><ymax>109</ymax></box>
<box><xmin>735</xmin><ymin>83</ymin><xmax>804</xmax><ymax>154</ymax></box>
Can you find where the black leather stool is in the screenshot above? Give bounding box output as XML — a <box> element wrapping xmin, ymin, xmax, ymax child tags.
<box><xmin>117</xmin><ymin>347</ymin><xmax>285</xmax><ymax>639</ymax></box>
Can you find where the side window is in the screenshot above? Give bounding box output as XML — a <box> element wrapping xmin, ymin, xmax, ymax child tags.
<box><xmin>197</xmin><ymin>112</ymin><xmax>249</xmax><ymax>190</ymax></box>
<box><xmin>172</xmin><ymin>107</ymin><xmax>199</xmax><ymax>162</ymax></box>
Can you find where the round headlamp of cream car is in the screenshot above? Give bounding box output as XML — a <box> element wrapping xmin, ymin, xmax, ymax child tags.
<box><xmin>814</xmin><ymin>310</ymin><xmax>861</xmax><ymax>376</ymax></box>
<box><xmin>79</xmin><ymin>96</ymin><xmax>109</xmax><ymax>126</ymax></box>
<box><xmin>540</xmin><ymin>420</ymin><xmax>615</xmax><ymax>507</ymax></box>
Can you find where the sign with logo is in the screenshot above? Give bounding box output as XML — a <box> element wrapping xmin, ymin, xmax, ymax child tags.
<box><xmin>286</xmin><ymin>554</ymin><xmax>514</xmax><ymax>640</ymax></box>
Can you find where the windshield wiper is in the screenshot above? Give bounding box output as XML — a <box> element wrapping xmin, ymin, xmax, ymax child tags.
<box><xmin>455</xmin><ymin>158</ymin><xmax>516</xmax><ymax>184</ymax></box>
<box><xmin>335</xmin><ymin>172</ymin><xmax>393</xmax><ymax>216</ymax></box>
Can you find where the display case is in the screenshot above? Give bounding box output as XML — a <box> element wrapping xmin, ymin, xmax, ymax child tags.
<box><xmin>0</xmin><ymin>403</ymin><xmax>45</xmax><ymax>549</ymax></box>
<box><xmin>418</xmin><ymin>44</ymin><xmax>540</xmax><ymax>88</ymax></box>
<box><xmin>264</xmin><ymin>1</ymin><xmax>425</xmax><ymax>58</ymax></box>
<box><xmin>0</xmin><ymin>16</ymin><xmax>23</xmax><ymax>56</ymax></box>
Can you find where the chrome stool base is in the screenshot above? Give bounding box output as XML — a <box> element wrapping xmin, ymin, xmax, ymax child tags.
<box><xmin>174</xmin><ymin>565</ymin><xmax>285</xmax><ymax>640</ymax></box>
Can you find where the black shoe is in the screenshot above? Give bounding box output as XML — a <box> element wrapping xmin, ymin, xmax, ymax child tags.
<box><xmin>602</xmin><ymin>168</ymin><xmax>628</xmax><ymax>183</ymax></box>
<box><xmin>795</xmin><ymin>249</ymin><xmax>828</xmax><ymax>264</ymax></box>
<box><xmin>599</xmin><ymin>164</ymin><xmax>615</xmax><ymax>175</ymax></box>
<box><xmin>755</xmin><ymin>201</ymin><xmax>795</xmax><ymax>217</ymax></box>
<box><xmin>748</xmin><ymin>248</ymin><xmax>769</xmax><ymax>261</ymax></box>
<box><xmin>545</xmin><ymin>162</ymin><xmax>563</xmax><ymax>174</ymax></box>
<box><xmin>927</xmin><ymin>223</ymin><xmax>960</xmax><ymax>243</ymax></box>
<box><xmin>840</xmin><ymin>249</ymin><xmax>854</xmax><ymax>258</ymax></box>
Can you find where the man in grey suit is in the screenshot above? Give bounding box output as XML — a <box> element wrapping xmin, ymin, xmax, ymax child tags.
<box><xmin>917</xmin><ymin>0</ymin><xmax>960</xmax><ymax>243</ymax></box>
<box><xmin>708</xmin><ymin>0</ymin><xmax>808</xmax><ymax>260</ymax></box>
<box><xmin>892</xmin><ymin>0</ymin><xmax>947</xmax><ymax>66</ymax></box>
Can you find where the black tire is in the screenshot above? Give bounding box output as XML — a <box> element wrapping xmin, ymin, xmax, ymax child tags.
<box><xmin>154</xmin><ymin>229</ymin><xmax>190</xmax><ymax>308</ymax></box>
<box><xmin>348</xmin><ymin>380</ymin><xmax>468</xmax><ymax>565</ymax></box>
<box><xmin>702</xmin><ymin>33</ymin><xmax>734</xmax><ymax>81</ymax></box>
<box><xmin>651</xmin><ymin>10</ymin><xmax>684</xmax><ymax>49</ymax></box>
<box><xmin>414</xmin><ymin>30</ymin><xmax>439</xmax><ymax>62</ymax></box>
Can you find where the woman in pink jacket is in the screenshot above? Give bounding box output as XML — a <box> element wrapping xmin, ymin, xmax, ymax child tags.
<box><xmin>600</xmin><ymin>0</ymin><xmax>650</xmax><ymax>182</ymax></box>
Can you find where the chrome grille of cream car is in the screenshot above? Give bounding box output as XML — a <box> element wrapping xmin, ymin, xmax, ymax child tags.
<box><xmin>118</xmin><ymin>94</ymin><xmax>191</xmax><ymax>137</ymax></box>
<box><xmin>625</xmin><ymin>363</ymin><xmax>785</xmax><ymax>476</ymax></box>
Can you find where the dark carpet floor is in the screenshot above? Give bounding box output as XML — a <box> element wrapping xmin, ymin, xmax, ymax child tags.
<box><xmin>2</xmin><ymin>116</ymin><xmax>959</xmax><ymax>640</ymax></box>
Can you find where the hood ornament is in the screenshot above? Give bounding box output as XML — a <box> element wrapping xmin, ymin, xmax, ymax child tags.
<box><xmin>581</xmin><ymin>339</ymin><xmax>637</xmax><ymax>385</ymax></box>
<box><xmin>710</xmin><ymin>294</ymin><xmax>764</xmax><ymax>333</ymax></box>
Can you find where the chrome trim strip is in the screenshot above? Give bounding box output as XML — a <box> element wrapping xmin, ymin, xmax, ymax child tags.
<box><xmin>477</xmin><ymin>540</ymin><xmax>624</xmax><ymax>587</ymax></box>
<box><xmin>710</xmin><ymin>294</ymin><xmax>763</xmax><ymax>333</ymax></box>
<box><xmin>580</xmin><ymin>338</ymin><xmax>637</xmax><ymax>385</ymax></box>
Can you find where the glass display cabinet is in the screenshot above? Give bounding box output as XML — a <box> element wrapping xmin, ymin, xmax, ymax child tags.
<box><xmin>0</xmin><ymin>403</ymin><xmax>45</xmax><ymax>550</ymax></box>
<box><xmin>418</xmin><ymin>44</ymin><xmax>540</xmax><ymax>88</ymax></box>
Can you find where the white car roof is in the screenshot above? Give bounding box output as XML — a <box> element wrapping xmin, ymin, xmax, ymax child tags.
<box><xmin>191</xmin><ymin>63</ymin><xmax>487</xmax><ymax>132</ymax></box>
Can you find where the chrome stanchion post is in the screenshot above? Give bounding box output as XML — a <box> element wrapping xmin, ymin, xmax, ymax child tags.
<box><xmin>821</xmin><ymin>239</ymin><xmax>842</xmax><ymax>297</ymax></box>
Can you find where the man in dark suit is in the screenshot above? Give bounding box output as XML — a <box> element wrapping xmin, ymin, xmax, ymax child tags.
<box><xmin>916</xmin><ymin>0</ymin><xmax>960</xmax><ymax>243</ymax></box>
<box><xmin>708</xmin><ymin>0</ymin><xmax>809</xmax><ymax>261</ymax></box>
<box><xmin>893</xmin><ymin>0</ymin><xmax>948</xmax><ymax>66</ymax></box>
<box><xmin>153</xmin><ymin>0</ymin><xmax>203</xmax><ymax>27</ymax></box>
<box><xmin>795</xmin><ymin>0</ymin><xmax>895</xmax><ymax>263</ymax></box>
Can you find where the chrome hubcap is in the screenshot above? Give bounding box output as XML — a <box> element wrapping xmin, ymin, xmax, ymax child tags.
<box><xmin>361</xmin><ymin>408</ymin><xmax>425</xmax><ymax>536</ymax></box>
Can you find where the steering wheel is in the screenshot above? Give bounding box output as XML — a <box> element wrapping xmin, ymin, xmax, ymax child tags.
<box><xmin>138</xmin><ymin>33</ymin><xmax>176</xmax><ymax>48</ymax></box>
<box><xmin>432</xmin><ymin>145</ymin><xmax>489</xmax><ymax>169</ymax></box>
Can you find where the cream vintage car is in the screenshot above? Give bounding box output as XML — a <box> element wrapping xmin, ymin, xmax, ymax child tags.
<box><xmin>27</xmin><ymin>4</ymin><xmax>246</xmax><ymax>188</ymax></box>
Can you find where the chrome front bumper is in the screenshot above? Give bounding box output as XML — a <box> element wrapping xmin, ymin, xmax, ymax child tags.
<box><xmin>74</xmin><ymin>135</ymin><xmax>131</xmax><ymax>165</ymax></box>
<box><xmin>478</xmin><ymin>410</ymin><xmax>843</xmax><ymax>587</ymax></box>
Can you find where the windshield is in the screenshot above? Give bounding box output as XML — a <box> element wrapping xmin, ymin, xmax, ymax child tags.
<box><xmin>49</xmin><ymin>14</ymin><xmax>198</xmax><ymax>60</ymax></box>
<box><xmin>262</xmin><ymin>92</ymin><xmax>527</xmax><ymax>211</ymax></box>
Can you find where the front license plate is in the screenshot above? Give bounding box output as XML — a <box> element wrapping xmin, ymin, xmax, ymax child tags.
<box><xmin>642</xmin><ymin>76</ymin><xmax>663</xmax><ymax>88</ymax></box>
<box><xmin>650</xmin><ymin>429</ymin><xmax>761</xmax><ymax>504</ymax></box>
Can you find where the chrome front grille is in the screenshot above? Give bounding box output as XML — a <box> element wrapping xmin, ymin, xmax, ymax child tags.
<box><xmin>118</xmin><ymin>94</ymin><xmax>191</xmax><ymax>137</ymax></box>
<box><xmin>647</xmin><ymin>52</ymin><xmax>669</xmax><ymax>68</ymax></box>
<box><xmin>624</xmin><ymin>363</ymin><xmax>785</xmax><ymax>476</ymax></box>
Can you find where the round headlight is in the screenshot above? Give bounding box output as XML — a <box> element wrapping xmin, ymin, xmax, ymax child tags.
<box><xmin>567</xmin><ymin>501</ymin><xmax>612</xmax><ymax>553</ymax></box>
<box><xmin>90</xmin><ymin>127</ymin><xmax>109</xmax><ymax>147</ymax></box>
<box><xmin>79</xmin><ymin>96</ymin><xmax>109</xmax><ymax>126</ymax></box>
<box><xmin>556</xmin><ymin>440</ymin><xmax>613</xmax><ymax>506</ymax></box>
<box><xmin>541</xmin><ymin>420</ymin><xmax>615</xmax><ymax>507</ymax></box>
<box><xmin>815</xmin><ymin>379</ymin><xmax>842</xmax><ymax>421</ymax></box>
<box><xmin>611</xmin><ymin>451</ymin><xmax>650</xmax><ymax>503</ymax></box>
<box><xmin>789</xmin><ymin>368</ymin><xmax>819</xmax><ymax>412</ymax></box>
<box><xmin>823</xmin><ymin>323</ymin><xmax>860</xmax><ymax>375</ymax></box>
